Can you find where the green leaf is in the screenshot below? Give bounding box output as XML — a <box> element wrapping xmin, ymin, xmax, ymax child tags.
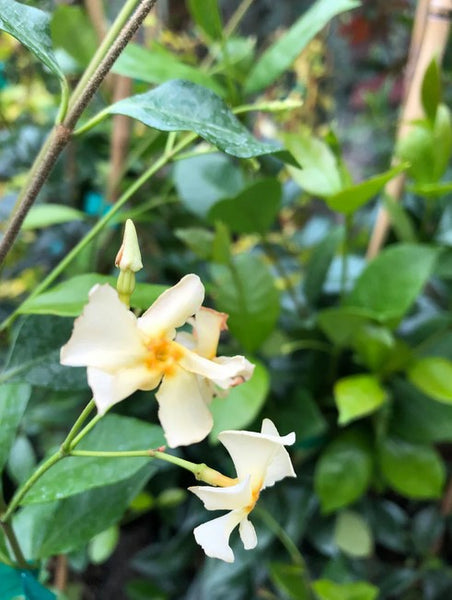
<box><xmin>7</xmin><ymin>434</ymin><xmax>36</xmax><ymax>485</ymax></box>
<box><xmin>325</xmin><ymin>163</ymin><xmax>408</xmax><ymax>215</ymax></box>
<box><xmin>173</xmin><ymin>153</ymin><xmax>245</xmax><ymax>217</ymax></box>
<box><xmin>432</xmin><ymin>104</ymin><xmax>452</xmax><ymax>180</ymax></box>
<box><xmin>314</xmin><ymin>428</ymin><xmax>373</xmax><ymax>513</ymax></box>
<box><xmin>378</xmin><ymin>437</ymin><xmax>445</xmax><ymax>499</ymax></box>
<box><xmin>22</xmin><ymin>415</ymin><xmax>164</xmax><ymax>504</ymax></box>
<box><xmin>276</xmin><ymin>390</ymin><xmax>328</xmax><ymax>449</ymax></box>
<box><xmin>88</xmin><ymin>525</ymin><xmax>120</xmax><ymax>564</ymax></box>
<box><xmin>268</xmin><ymin>562</ymin><xmax>310</xmax><ymax>600</ymax></box>
<box><xmin>334</xmin><ymin>374</ymin><xmax>386</xmax><ymax>425</ymax></box>
<box><xmin>208</xmin><ymin>178</ymin><xmax>281</xmax><ymax>234</ymax></box>
<box><xmin>0</xmin><ymin>0</ymin><xmax>65</xmax><ymax>84</ymax></box>
<box><xmin>244</xmin><ymin>0</ymin><xmax>359</xmax><ymax>94</ymax></box>
<box><xmin>209</xmin><ymin>361</ymin><xmax>269</xmax><ymax>441</ymax></box>
<box><xmin>107</xmin><ymin>79</ymin><xmax>276</xmax><ymax>158</ymax></box>
<box><xmin>18</xmin><ymin>274</ymin><xmax>167</xmax><ymax>317</ymax></box>
<box><xmin>0</xmin><ymin>382</ymin><xmax>30</xmax><ymax>472</ymax></box>
<box><xmin>175</xmin><ymin>227</ymin><xmax>214</xmax><ymax>259</ymax></box>
<box><xmin>407</xmin><ymin>356</ymin><xmax>452</xmax><ymax>403</ymax></box>
<box><xmin>383</xmin><ymin>195</ymin><xmax>417</xmax><ymax>242</ymax></box>
<box><xmin>352</xmin><ymin>324</ymin><xmax>395</xmax><ymax>372</ymax></box>
<box><xmin>51</xmin><ymin>5</ymin><xmax>97</xmax><ymax>68</ymax></box>
<box><xmin>409</xmin><ymin>180</ymin><xmax>452</xmax><ymax>198</ymax></box>
<box><xmin>22</xmin><ymin>204</ymin><xmax>85</xmax><ymax>230</ymax></box>
<box><xmin>346</xmin><ymin>243</ymin><xmax>439</xmax><ymax>324</ymax></box>
<box><xmin>304</xmin><ymin>227</ymin><xmax>343</xmax><ymax>305</ymax></box>
<box><xmin>14</xmin><ymin>465</ymin><xmax>152</xmax><ymax>559</ymax></box>
<box><xmin>313</xmin><ymin>579</ymin><xmax>378</xmax><ymax>600</ymax></box>
<box><xmin>421</xmin><ymin>57</ymin><xmax>442</xmax><ymax>123</ymax></box>
<box><xmin>210</xmin><ymin>253</ymin><xmax>280</xmax><ymax>351</ymax></box>
<box><xmin>286</xmin><ymin>133</ymin><xmax>343</xmax><ymax>196</ymax></box>
<box><xmin>317</xmin><ymin>306</ymin><xmax>376</xmax><ymax>347</ymax></box>
<box><xmin>0</xmin><ymin>564</ymin><xmax>56</xmax><ymax>600</ymax></box>
<box><xmin>188</xmin><ymin>0</ymin><xmax>223</xmax><ymax>40</ymax></box>
<box><xmin>334</xmin><ymin>510</ymin><xmax>373</xmax><ymax>558</ymax></box>
<box><xmin>113</xmin><ymin>43</ymin><xmax>226</xmax><ymax>96</ymax></box>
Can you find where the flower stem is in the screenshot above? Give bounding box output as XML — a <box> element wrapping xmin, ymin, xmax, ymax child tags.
<box><xmin>255</xmin><ymin>506</ymin><xmax>306</xmax><ymax>569</ymax></box>
<box><xmin>61</xmin><ymin>399</ymin><xmax>96</xmax><ymax>453</ymax></box>
<box><xmin>68</xmin><ymin>414</ymin><xmax>104</xmax><ymax>450</ymax></box>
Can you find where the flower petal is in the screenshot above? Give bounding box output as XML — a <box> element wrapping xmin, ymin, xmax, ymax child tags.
<box><xmin>260</xmin><ymin>419</ymin><xmax>296</xmax><ymax>488</ymax></box>
<box><xmin>239</xmin><ymin>516</ymin><xmax>257</xmax><ymax>550</ymax></box>
<box><xmin>138</xmin><ymin>274</ymin><xmax>204</xmax><ymax>338</ymax></box>
<box><xmin>189</xmin><ymin>476</ymin><xmax>253</xmax><ymax>511</ymax></box>
<box><xmin>179</xmin><ymin>351</ymin><xmax>254</xmax><ymax>389</ymax></box>
<box><xmin>192</xmin><ymin>307</ymin><xmax>228</xmax><ymax>359</ymax></box>
<box><xmin>193</xmin><ymin>509</ymin><xmax>245</xmax><ymax>563</ymax></box>
<box><xmin>88</xmin><ymin>365</ymin><xmax>161</xmax><ymax>415</ymax></box>
<box><xmin>155</xmin><ymin>367</ymin><xmax>213</xmax><ymax>447</ymax></box>
<box><xmin>60</xmin><ymin>284</ymin><xmax>146</xmax><ymax>371</ymax></box>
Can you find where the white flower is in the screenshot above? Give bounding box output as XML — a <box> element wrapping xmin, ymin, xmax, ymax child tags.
<box><xmin>189</xmin><ymin>419</ymin><xmax>296</xmax><ymax>562</ymax></box>
<box><xmin>115</xmin><ymin>219</ymin><xmax>143</xmax><ymax>272</ymax></box>
<box><xmin>60</xmin><ymin>274</ymin><xmax>254</xmax><ymax>447</ymax></box>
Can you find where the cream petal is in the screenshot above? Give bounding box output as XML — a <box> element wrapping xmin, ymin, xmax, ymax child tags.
<box><xmin>259</xmin><ymin>419</ymin><xmax>296</xmax><ymax>488</ymax></box>
<box><xmin>179</xmin><ymin>351</ymin><xmax>254</xmax><ymax>389</ymax></box>
<box><xmin>192</xmin><ymin>307</ymin><xmax>228</xmax><ymax>359</ymax></box>
<box><xmin>138</xmin><ymin>274</ymin><xmax>204</xmax><ymax>338</ymax></box>
<box><xmin>261</xmin><ymin>418</ymin><xmax>296</xmax><ymax>445</ymax></box>
<box><xmin>88</xmin><ymin>365</ymin><xmax>161</xmax><ymax>415</ymax></box>
<box><xmin>193</xmin><ymin>509</ymin><xmax>245</xmax><ymax>563</ymax></box>
<box><xmin>60</xmin><ymin>284</ymin><xmax>146</xmax><ymax>371</ymax></box>
<box><xmin>189</xmin><ymin>477</ymin><xmax>253</xmax><ymax>511</ymax></box>
<box><xmin>239</xmin><ymin>516</ymin><xmax>258</xmax><ymax>550</ymax></box>
<box><xmin>155</xmin><ymin>367</ymin><xmax>213</xmax><ymax>447</ymax></box>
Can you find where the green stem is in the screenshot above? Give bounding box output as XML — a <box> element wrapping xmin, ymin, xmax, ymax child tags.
<box><xmin>56</xmin><ymin>79</ymin><xmax>70</xmax><ymax>124</ymax></box>
<box><xmin>61</xmin><ymin>399</ymin><xmax>96</xmax><ymax>453</ymax></box>
<box><xmin>68</xmin><ymin>414</ymin><xmax>104</xmax><ymax>450</ymax></box>
<box><xmin>255</xmin><ymin>507</ymin><xmax>307</xmax><ymax>570</ymax></box>
<box><xmin>73</xmin><ymin>108</ymin><xmax>110</xmax><ymax>136</ymax></box>
<box><xmin>0</xmin><ymin>521</ymin><xmax>30</xmax><ymax>568</ymax></box>
<box><xmin>224</xmin><ymin>0</ymin><xmax>255</xmax><ymax>37</ymax></box>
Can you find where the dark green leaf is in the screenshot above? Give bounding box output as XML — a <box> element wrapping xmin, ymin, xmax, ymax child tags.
<box><xmin>0</xmin><ymin>0</ymin><xmax>65</xmax><ymax>84</ymax></box>
<box><xmin>276</xmin><ymin>390</ymin><xmax>327</xmax><ymax>449</ymax></box>
<box><xmin>334</xmin><ymin>374</ymin><xmax>386</xmax><ymax>425</ymax></box>
<box><xmin>22</xmin><ymin>415</ymin><xmax>164</xmax><ymax>504</ymax></box>
<box><xmin>22</xmin><ymin>204</ymin><xmax>85</xmax><ymax>230</ymax></box>
<box><xmin>245</xmin><ymin>0</ymin><xmax>359</xmax><ymax>94</ymax></box>
<box><xmin>210</xmin><ymin>253</ymin><xmax>280</xmax><ymax>351</ymax></box>
<box><xmin>51</xmin><ymin>5</ymin><xmax>97</xmax><ymax>68</ymax></box>
<box><xmin>173</xmin><ymin>153</ymin><xmax>245</xmax><ymax>217</ymax></box>
<box><xmin>334</xmin><ymin>510</ymin><xmax>373</xmax><ymax>558</ymax></box>
<box><xmin>352</xmin><ymin>324</ymin><xmax>395</xmax><ymax>372</ymax></box>
<box><xmin>407</xmin><ymin>356</ymin><xmax>452</xmax><ymax>404</ymax></box>
<box><xmin>208</xmin><ymin>178</ymin><xmax>281</xmax><ymax>234</ymax></box>
<box><xmin>412</xmin><ymin>506</ymin><xmax>444</xmax><ymax>556</ymax></box>
<box><xmin>346</xmin><ymin>243</ymin><xmax>439</xmax><ymax>324</ymax></box>
<box><xmin>113</xmin><ymin>44</ymin><xmax>226</xmax><ymax>96</ymax></box>
<box><xmin>107</xmin><ymin>80</ymin><xmax>276</xmax><ymax>158</ymax></box>
<box><xmin>209</xmin><ymin>361</ymin><xmax>269</xmax><ymax>441</ymax></box>
<box><xmin>317</xmin><ymin>306</ymin><xmax>376</xmax><ymax>347</ymax></box>
<box><xmin>188</xmin><ymin>0</ymin><xmax>223</xmax><ymax>40</ymax></box>
<box><xmin>378</xmin><ymin>437</ymin><xmax>445</xmax><ymax>499</ymax></box>
<box><xmin>313</xmin><ymin>579</ymin><xmax>378</xmax><ymax>600</ymax></box>
<box><xmin>383</xmin><ymin>195</ymin><xmax>417</xmax><ymax>242</ymax></box>
<box><xmin>0</xmin><ymin>382</ymin><xmax>30</xmax><ymax>472</ymax></box>
<box><xmin>268</xmin><ymin>562</ymin><xmax>310</xmax><ymax>600</ymax></box>
<box><xmin>314</xmin><ymin>428</ymin><xmax>373</xmax><ymax>513</ymax></box>
<box><xmin>304</xmin><ymin>227</ymin><xmax>343</xmax><ymax>305</ymax></box>
<box><xmin>421</xmin><ymin>57</ymin><xmax>442</xmax><ymax>123</ymax></box>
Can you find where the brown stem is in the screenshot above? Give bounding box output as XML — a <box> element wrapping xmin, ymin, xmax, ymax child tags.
<box><xmin>53</xmin><ymin>554</ymin><xmax>68</xmax><ymax>591</ymax></box>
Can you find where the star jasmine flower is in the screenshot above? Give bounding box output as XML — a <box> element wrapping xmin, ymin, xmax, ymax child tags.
<box><xmin>189</xmin><ymin>419</ymin><xmax>296</xmax><ymax>562</ymax></box>
<box><xmin>60</xmin><ymin>274</ymin><xmax>254</xmax><ymax>447</ymax></box>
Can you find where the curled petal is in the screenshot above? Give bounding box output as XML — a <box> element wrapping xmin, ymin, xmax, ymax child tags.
<box><xmin>193</xmin><ymin>509</ymin><xmax>245</xmax><ymax>563</ymax></box>
<box><xmin>60</xmin><ymin>284</ymin><xmax>146</xmax><ymax>371</ymax></box>
<box><xmin>156</xmin><ymin>367</ymin><xmax>213</xmax><ymax>447</ymax></box>
<box><xmin>239</xmin><ymin>516</ymin><xmax>257</xmax><ymax>550</ymax></box>
<box><xmin>192</xmin><ymin>307</ymin><xmax>228</xmax><ymax>359</ymax></box>
<box><xmin>88</xmin><ymin>365</ymin><xmax>161</xmax><ymax>415</ymax></box>
<box><xmin>260</xmin><ymin>419</ymin><xmax>296</xmax><ymax>488</ymax></box>
<box><xmin>180</xmin><ymin>351</ymin><xmax>254</xmax><ymax>389</ymax></box>
<box><xmin>138</xmin><ymin>274</ymin><xmax>204</xmax><ymax>338</ymax></box>
<box><xmin>189</xmin><ymin>477</ymin><xmax>253</xmax><ymax>511</ymax></box>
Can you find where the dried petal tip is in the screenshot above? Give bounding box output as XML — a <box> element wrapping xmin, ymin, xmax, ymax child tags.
<box><xmin>115</xmin><ymin>219</ymin><xmax>143</xmax><ymax>272</ymax></box>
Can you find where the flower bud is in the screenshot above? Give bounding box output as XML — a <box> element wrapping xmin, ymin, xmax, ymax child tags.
<box><xmin>115</xmin><ymin>219</ymin><xmax>143</xmax><ymax>306</ymax></box>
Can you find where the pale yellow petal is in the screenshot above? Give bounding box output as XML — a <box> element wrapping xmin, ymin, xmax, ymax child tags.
<box><xmin>192</xmin><ymin>307</ymin><xmax>228</xmax><ymax>358</ymax></box>
<box><xmin>60</xmin><ymin>284</ymin><xmax>146</xmax><ymax>371</ymax></box>
<box><xmin>189</xmin><ymin>477</ymin><xmax>252</xmax><ymax>511</ymax></box>
<box><xmin>193</xmin><ymin>509</ymin><xmax>245</xmax><ymax>563</ymax></box>
<box><xmin>179</xmin><ymin>351</ymin><xmax>254</xmax><ymax>389</ymax></box>
<box><xmin>155</xmin><ymin>367</ymin><xmax>213</xmax><ymax>447</ymax></box>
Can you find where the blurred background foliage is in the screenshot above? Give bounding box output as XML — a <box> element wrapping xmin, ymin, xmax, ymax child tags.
<box><xmin>2</xmin><ymin>0</ymin><xmax>452</xmax><ymax>598</ymax></box>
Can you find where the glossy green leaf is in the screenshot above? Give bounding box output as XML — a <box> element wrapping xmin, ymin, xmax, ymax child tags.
<box><xmin>421</xmin><ymin>57</ymin><xmax>441</xmax><ymax>123</ymax></box>
<box><xmin>317</xmin><ymin>306</ymin><xmax>376</xmax><ymax>347</ymax></box>
<box><xmin>14</xmin><ymin>465</ymin><xmax>152</xmax><ymax>559</ymax></box>
<box><xmin>0</xmin><ymin>382</ymin><xmax>30</xmax><ymax>472</ymax></box>
<box><xmin>378</xmin><ymin>437</ymin><xmax>445</xmax><ymax>499</ymax></box>
<box><xmin>210</xmin><ymin>253</ymin><xmax>280</xmax><ymax>351</ymax></box>
<box><xmin>18</xmin><ymin>273</ymin><xmax>167</xmax><ymax>317</ymax></box>
<box><xmin>208</xmin><ymin>178</ymin><xmax>281</xmax><ymax>234</ymax></box>
<box><xmin>313</xmin><ymin>579</ymin><xmax>378</xmax><ymax>600</ymax></box>
<box><xmin>209</xmin><ymin>361</ymin><xmax>269</xmax><ymax>440</ymax></box>
<box><xmin>113</xmin><ymin>43</ymin><xmax>226</xmax><ymax>96</ymax></box>
<box><xmin>173</xmin><ymin>153</ymin><xmax>245</xmax><ymax>217</ymax></box>
<box><xmin>352</xmin><ymin>324</ymin><xmax>395</xmax><ymax>372</ymax></box>
<box><xmin>0</xmin><ymin>564</ymin><xmax>56</xmax><ymax>600</ymax></box>
<box><xmin>0</xmin><ymin>0</ymin><xmax>65</xmax><ymax>84</ymax></box>
<box><xmin>51</xmin><ymin>5</ymin><xmax>97</xmax><ymax>68</ymax></box>
<box><xmin>304</xmin><ymin>227</ymin><xmax>343</xmax><ymax>305</ymax></box>
<box><xmin>335</xmin><ymin>374</ymin><xmax>386</xmax><ymax>425</ymax></box>
<box><xmin>334</xmin><ymin>510</ymin><xmax>373</xmax><ymax>558</ymax></box>
<box><xmin>245</xmin><ymin>0</ymin><xmax>359</xmax><ymax>94</ymax></box>
<box><xmin>22</xmin><ymin>415</ymin><xmax>164</xmax><ymax>504</ymax></box>
<box><xmin>175</xmin><ymin>227</ymin><xmax>214</xmax><ymax>259</ymax></box>
<box><xmin>7</xmin><ymin>434</ymin><xmax>36</xmax><ymax>485</ymax></box>
<box><xmin>276</xmin><ymin>389</ymin><xmax>327</xmax><ymax>449</ymax></box>
<box><xmin>88</xmin><ymin>525</ymin><xmax>120</xmax><ymax>564</ymax></box>
<box><xmin>346</xmin><ymin>243</ymin><xmax>439</xmax><ymax>324</ymax></box>
<box><xmin>325</xmin><ymin>163</ymin><xmax>408</xmax><ymax>215</ymax></box>
<box><xmin>408</xmin><ymin>356</ymin><xmax>452</xmax><ymax>403</ymax></box>
<box><xmin>22</xmin><ymin>204</ymin><xmax>85</xmax><ymax>230</ymax></box>
<box><xmin>107</xmin><ymin>79</ymin><xmax>276</xmax><ymax>158</ymax></box>
<box><xmin>314</xmin><ymin>429</ymin><xmax>373</xmax><ymax>513</ymax></box>
<box><xmin>269</xmin><ymin>562</ymin><xmax>310</xmax><ymax>600</ymax></box>
<box><xmin>188</xmin><ymin>0</ymin><xmax>223</xmax><ymax>40</ymax></box>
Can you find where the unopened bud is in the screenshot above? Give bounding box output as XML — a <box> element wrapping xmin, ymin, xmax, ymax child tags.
<box><xmin>115</xmin><ymin>219</ymin><xmax>143</xmax><ymax>272</ymax></box>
